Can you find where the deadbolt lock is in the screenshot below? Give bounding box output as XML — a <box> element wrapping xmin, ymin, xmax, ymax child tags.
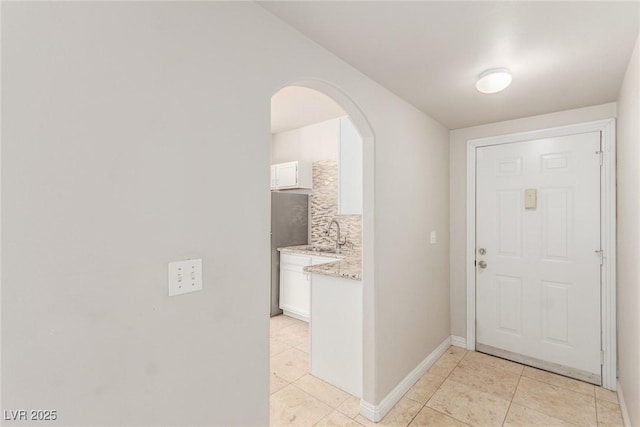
<box><xmin>478</xmin><ymin>248</ymin><xmax>486</xmax><ymax>255</ymax></box>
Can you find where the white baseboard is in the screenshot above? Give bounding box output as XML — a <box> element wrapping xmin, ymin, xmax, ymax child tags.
<box><xmin>617</xmin><ymin>380</ymin><xmax>631</xmax><ymax>427</ymax></box>
<box><xmin>282</xmin><ymin>309</ymin><xmax>309</xmax><ymax>323</ymax></box>
<box><xmin>450</xmin><ymin>335</ymin><xmax>466</xmax><ymax>348</ymax></box>
<box><xmin>359</xmin><ymin>336</ymin><xmax>451</xmax><ymax>422</ymax></box>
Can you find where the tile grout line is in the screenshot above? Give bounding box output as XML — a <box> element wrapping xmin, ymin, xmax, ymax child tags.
<box><xmin>427</xmin><ymin>349</ymin><xmax>474</xmax><ymax>426</ymax></box>
<box><xmin>500</xmin><ymin>370</ymin><xmax>523</xmax><ymax>427</ymax></box>
<box><xmin>405</xmin><ymin>348</ymin><xmax>469</xmax><ymax>427</ymax></box>
<box><xmin>291</xmin><ymin>379</ymin><xmax>353</xmax><ymax>410</ymax></box>
<box><xmin>469</xmin><ymin>355</ymin><xmax>599</xmax><ymax>424</ymax></box>
<box><xmin>593</xmin><ymin>383</ymin><xmax>602</xmax><ymax>427</ymax></box>
<box><xmin>506</xmin><ymin>376</ymin><xmax>596</xmax><ymax>426</ymax></box>
<box><xmin>287</xmin><ymin>381</ymin><xmax>334</xmax><ymax>425</ymax></box>
<box><xmin>435</xmin><ymin>350</ymin><xmax>521</xmax><ymax>427</ymax></box>
<box><xmin>413</xmin><ymin>350</ymin><xmax>528</xmax><ymax>426</ymax></box>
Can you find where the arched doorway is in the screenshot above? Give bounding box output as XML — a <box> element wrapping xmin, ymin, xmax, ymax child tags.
<box><xmin>268</xmin><ymin>80</ymin><xmax>375</xmax><ymax>421</ymax></box>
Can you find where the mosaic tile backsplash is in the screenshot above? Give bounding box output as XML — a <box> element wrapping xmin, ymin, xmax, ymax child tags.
<box><xmin>311</xmin><ymin>160</ymin><xmax>362</xmax><ymax>257</ymax></box>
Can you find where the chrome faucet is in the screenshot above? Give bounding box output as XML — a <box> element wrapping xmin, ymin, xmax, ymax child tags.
<box><xmin>325</xmin><ymin>219</ymin><xmax>347</xmax><ymax>253</ymax></box>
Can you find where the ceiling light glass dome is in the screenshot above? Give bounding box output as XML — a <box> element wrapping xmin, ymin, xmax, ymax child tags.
<box><xmin>476</xmin><ymin>68</ymin><xmax>512</xmax><ymax>94</ymax></box>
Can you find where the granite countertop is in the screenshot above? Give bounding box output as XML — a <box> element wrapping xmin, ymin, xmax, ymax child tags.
<box><xmin>304</xmin><ymin>257</ymin><xmax>362</xmax><ymax>281</ymax></box>
<box><xmin>277</xmin><ymin>245</ymin><xmax>346</xmax><ymax>259</ymax></box>
<box><xmin>277</xmin><ymin>245</ymin><xmax>362</xmax><ymax>281</ymax></box>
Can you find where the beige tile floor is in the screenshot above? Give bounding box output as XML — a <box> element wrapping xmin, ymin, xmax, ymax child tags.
<box><xmin>270</xmin><ymin>315</ymin><xmax>624</xmax><ymax>427</ymax></box>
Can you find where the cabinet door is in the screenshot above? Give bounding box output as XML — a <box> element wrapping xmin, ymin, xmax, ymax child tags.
<box><xmin>279</xmin><ymin>266</ymin><xmax>310</xmax><ymax>321</ymax></box>
<box><xmin>276</xmin><ymin>162</ymin><xmax>298</xmax><ymax>188</ymax></box>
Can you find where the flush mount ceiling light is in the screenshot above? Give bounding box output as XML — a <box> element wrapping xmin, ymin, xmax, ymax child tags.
<box><xmin>476</xmin><ymin>68</ymin><xmax>512</xmax><ymax>94</ymax></box>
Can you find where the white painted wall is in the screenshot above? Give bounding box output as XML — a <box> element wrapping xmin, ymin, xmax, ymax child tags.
<box><xmin>616</xmin><ymin>34</ymin><xmax>640</xmax><ymax>427</ymax></box>
<box><xmin>374</xmin><ymin>108</ymin><xmax>450</xmax><ymax>400</ymax></box>
<box><xmin>271</xmin><ymin>117</ymin><xmax>340</xmax><ymax>164</ymax></box>
<box><xmin>449</xmin><ymin>103</ymin><xmax>617</xmax><ymax>338</ymax></box>
<box><xmin>1</xmin><ymin>2</ymin><xmax>450</xmax><ymax>425</ymax></box>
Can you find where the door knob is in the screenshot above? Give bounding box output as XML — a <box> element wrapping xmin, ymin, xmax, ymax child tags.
<box><xmin>478</xmin><ymin>260</ymin><xmax>487</xmax><ymax>269</ymax></box>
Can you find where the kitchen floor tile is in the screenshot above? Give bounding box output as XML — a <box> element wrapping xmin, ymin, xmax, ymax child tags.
<box><xmin>295</xmin><ymin>341</ymin><xmax>310</xmax><ymax>353</ymax></box>
<box><xmin>271</xmin><ymin>338</ymin><xmax>292</xmax><ymax>357</ymax></box>
<box><xmin>270</xmin><ymin>384</ymin><xmax>332</xmax><ymax>427</ymax></box>
<box><xmin>269</xmin><ymin>315</ymin><xmax>608</xmax><ymax>427</ymax></box>
<box><xmin>426</xmin><ymin>378</ymin><xmax>511</xmax><ymax>427</ymax></box>
<box><xmin>271</xmin><ymin>373</ymin><xmax>290</xmax><ymax>395</ymax></box>
<box><xmin>522</xmin><ymin>366</ymin><xmax>595</xmax><ymax>397</ymax></box>
<box><xmin>428</xmin><ymin>350</ymin><xmax>462</xmax><ymax>378</ymax></box>
<box><xmin>448</xmin><ymin>357</ymin><xmax>521</xmax><ymax>400</ymax></box>
<box><xmin>314</xmin><ymin>410</ymin><xmax>364</xmax><ymax>427</ymax></box>
<box><xmin>336</xmin><ymin>395</ymin><xmax>361</xmax><ymax>419</ymax></box>
<box><xmin>596</xmin><ymin>400</ymin><xmax>624</xmax><ymax>426</ymax></box>
<box><xmin>272</xmin><ymin>322</ymin><xmax>309</xmax><ymax>348</ymax></box>
<box><xmin>354</xmin><ymin>397</ymin><xmax>422</xmax><ymax>427</ymax></box>
<box><xmin>596</xmin><ymin>387</ymin><xmax>619</xmax><ymax>404</ymax></box>
<box><xmin>404</xmin><ymin>371</ymin><xmax>446</xmax><ymax>404</ymax></box>
<box><xmin>462</xmin><ymin>351</ymin><xmax>525</xmax><ymax>375</ymax></box>
<box><xmin>446</xmin><ymin>345</ymin><xmax>468</xmax><ymax>361</ymax></box>
<box><xmin>512</xmin><ymin>376</ymin><xmax>597</xmax><ymax>426</ymax></box>
<box><xmin>503</xmin><ymin>402</ymin><xmax>575</xmax><ymax>426</ymax></box>
<box><xmin>271</xmin><ymin>348</ymin><xmax>309</xmax><ymax>383</ymax></box>
<box><xmin>408</xmin><ymin>406</ymin><xmax>469</xmax><ymax>427</ymax></box>
<box><xmin>271</xmin><ymin>314</ymin><xmax>305</xmax><ymax>332</ymax></box>
<box><xmin>293</xmin><ymin>374</ymin><xmax>351</xmax><ymax>409</ymax></box>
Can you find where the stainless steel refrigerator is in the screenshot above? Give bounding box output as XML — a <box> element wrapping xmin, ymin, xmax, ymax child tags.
<box><xmin>271</xmin><ymin>192</ymin><xmax>309</xmax><ymax>316</ymax></box>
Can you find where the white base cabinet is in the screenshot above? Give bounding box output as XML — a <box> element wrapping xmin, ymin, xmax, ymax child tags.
<box><xmin>310</xmin><ymin>274</ymin><xmax>362</xmax><ymax>397</ymax></box>
<box><xmin>279</xmin><ymin>254</ymin><xmax>311</xmax><ymax>321</ymax></box>
<box><xmin>279</xmin><ymin>253</ymin><xmax>336</xmax><ymax>322</ymax></box>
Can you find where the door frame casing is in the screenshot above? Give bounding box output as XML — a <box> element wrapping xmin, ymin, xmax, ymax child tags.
<box><xmin>465</xmin><ymin>119</ymin><xmax>617</xmax><ymax>390</ymax></box>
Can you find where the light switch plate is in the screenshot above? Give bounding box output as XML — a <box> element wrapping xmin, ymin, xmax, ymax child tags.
<box><xmin>524</xmin><ymin>188</ymin><xmax>537</xmax><ymax>209</ymax></box>
<box><xmin>168</xmin><ymin>259</ymin><xmax>203</xmax><ymax>296</ymax></box>
<box><xmin>430</xmin><ymin>231</ymin><xmax>437</xmax><ymax>244</ymax></box>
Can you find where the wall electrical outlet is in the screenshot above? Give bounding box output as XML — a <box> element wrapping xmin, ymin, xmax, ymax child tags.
<box><xmin>168</xmin><ymin>259</ymin><xmax>203</xmax><ymax>296</ymax></box>
<box><xmin>430</xmin><ymin>231</ymin><xmax>437</xmax><ymax>244</ymax></box>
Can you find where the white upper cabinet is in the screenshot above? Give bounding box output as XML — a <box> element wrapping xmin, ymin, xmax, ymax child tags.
<box><xmin>270</xmin><ymin>117</ymin><xmax>362</xmax><ymax>208</ymax></box>
<box><xmin>275</xmin><ymin>162</ymin><xmax>298</xmax><ymax>188</ymax></box>
<box><xmin>270</xmin><ymin>161</ymin><xmax>312</xmax><ymax>190</ymax></box>
<box><xmin>338</xmin><ymin>117</ymin><xmax>363</xmax><ymax>215</ymax></box>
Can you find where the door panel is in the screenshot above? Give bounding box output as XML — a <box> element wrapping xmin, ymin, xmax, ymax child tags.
<box><xmin>497</xmin><ymin>275</ymin><xmax>522</xmax><ymax>335</ymax></box>
<box><xmin>542</xmin><ymin>188</ymin><xmax>571</xmax><ymax>260</ymax></box>
<box><xmin>476</xmin><ymin>132</ymin><xmax>601</xmax><ymax>383</ymax></box>
<box><xmin>497</xmin><ymin>190</ymin><xmax>522</xmax><ymax>257</ymax></box>
<box><xmin>541</xmin><ymin>281</ymin><xmax>570</xmax><ymax>345</ymax></box>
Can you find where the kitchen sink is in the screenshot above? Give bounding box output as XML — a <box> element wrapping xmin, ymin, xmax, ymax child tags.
<box><xmin>310</xmin><ymin>246</ymin><xmax>337</xmax><ymax>254</ymax></box>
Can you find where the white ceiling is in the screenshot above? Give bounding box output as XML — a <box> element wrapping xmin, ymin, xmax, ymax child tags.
<box><xmin>261</xmin><ymin>1</ymin><xmax>639</xmax><ymax>129</ymax></box>
<box><xmin>271</xmin><ymin>86</ymin><xmax>346</xmax><ymax>133</ymax></box>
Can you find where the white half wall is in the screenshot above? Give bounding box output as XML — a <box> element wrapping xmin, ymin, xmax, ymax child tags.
<box><xmin>1</xmin><ymin>2</ymin><xmax>450</xmax><ymax>425</ymax></box>
<box><xmin>616</xmin><ymin>33</ymin><xmax>640</xmax><ymax>427</ymax></box>
<box><xmin>449</xmin><ymin>102</ymin><xmax>617</xmax><ymax>339</ymax></box>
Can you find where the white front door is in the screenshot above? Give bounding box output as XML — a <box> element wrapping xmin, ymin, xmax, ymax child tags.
<box><xmin>475</xmin><ymin>132</ymin><xmax>602</xmax><ymax>384</ymax></box>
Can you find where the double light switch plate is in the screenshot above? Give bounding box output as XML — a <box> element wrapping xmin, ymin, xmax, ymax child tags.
<box><xmin>168</xmin><ymin>259</ymin><xmax>203</xmax><ymax>296</ymax></box>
